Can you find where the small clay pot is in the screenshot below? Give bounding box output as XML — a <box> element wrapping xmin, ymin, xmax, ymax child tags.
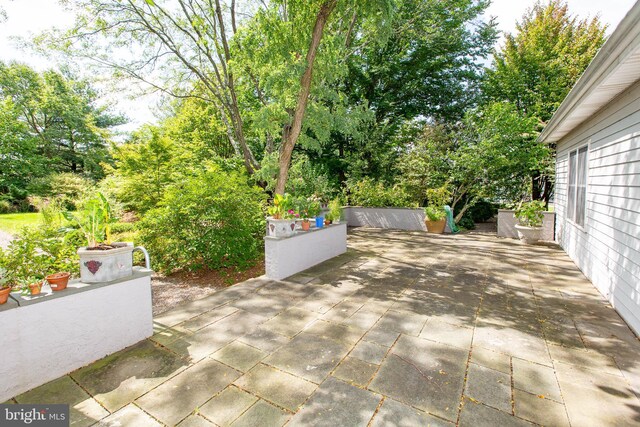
<box><xmin>324</xmin><ymin>219</ymin><xmax>333</xmax><ymax>226</ymax></box>
<box><xmin>301</xmin><ymin>220</ymin><xmax>311</xmax><ymax>231</ymax></box>
<box><xmin>29</xmin><ymin>282</ymin><xmax>42</xmax><ymax>296</ymax></box>
<box><xmin>46</xmin><ymin>272</ymin><xmax>71</xmax><ymax>291</ymax></box>
<box><xmin>0</xmin><ymin>286</ymin><xmax>11</xmax><ymax>304</ymax></box>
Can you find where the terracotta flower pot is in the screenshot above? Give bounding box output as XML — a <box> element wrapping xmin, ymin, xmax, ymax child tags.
<box><xmin>29</xmin><ymin>282</ymin><xmax>42</xmax><ymax>295</ymax></box>
<box><xmin>301</xmin><ymin>220</ymin><xmax>311</xmax><ymax>231</ymax></box>
<box><xmin>425</xmin><ymin>219</ymin><xmax>446</xmax><ymax>234</ymax></box>
<box><xmin>46</xmin><ymin>272</ymin><xmax>71</xmax><ymax>291</ymax></box>
<box><xmin>0</xmin><ymin>286</ymin><xmax>11</xmax><ymax>304</ymax></box>
<box><xmin>324</xmin><ymin>219</ymin><xmax>333</xmax><ymax>226</ymax></box>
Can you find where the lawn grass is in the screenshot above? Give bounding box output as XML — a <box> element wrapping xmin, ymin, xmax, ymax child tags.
<box><xmin>0</xmin><ymin>212</ymin><xmax>41</xmax><ymax>234</ymax></box>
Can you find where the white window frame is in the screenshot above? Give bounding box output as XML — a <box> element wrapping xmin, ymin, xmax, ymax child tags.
<box><xmin>566</xmin><ymin>144</ymin><xmax>588</xmax><ymax>230</ymax></box>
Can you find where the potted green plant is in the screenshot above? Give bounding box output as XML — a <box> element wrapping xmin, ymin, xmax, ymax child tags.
<box><xmin>0</xmin><ymin>267</ymin><xmax>12</xmax><ymax>305</ymax></box>
<box><xmin>424</xmin><ymin>187</ymin><xmax>450</xmax><ymax>234</ymax></box>
<box><xmin>514</xmin><ymin>200</ymin><xmax>545</xmax><ymax>244</ymax></box>
<box><xmin>325</xmin><ymin>199</ymin><xmax>342</xmax><ymax>224</ymax></box>
<box><xmin>294</xmin><ymin>197</ymin><xmax>312</xmax><ymax>231</ymax></box>
<box><xmin>17</xmin><ymin>276</ymin><xmax>44</xmax><ymax>296</ymax></box>
<box><xmin>267</xmin><ymin>193</ymin><xmax>298</xmax><ymax>237</ymax></box>
<box><xmin>64</xmin><ymin>192</ymin><xmax>135</xmax><ymax>283</ymax></box>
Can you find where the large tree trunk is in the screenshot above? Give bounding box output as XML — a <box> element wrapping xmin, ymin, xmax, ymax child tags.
<box><xmin>274</xmin><ymin>0</ymin><xmax>337</xmax><ymax>195</ymax></box>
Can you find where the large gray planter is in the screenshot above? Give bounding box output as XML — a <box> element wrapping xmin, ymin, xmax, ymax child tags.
<box><xmin>343</xmin><ymin>207</ymin><xmax>426</xmax><ymax>231</ymax></box>
<box><xmin>497</xmin><ymin>210</ymin><xmax>556</xmax><ymax>241</ymax></box>
<box><xmin>78</xmin><ymin>243</ymin><xmax>135</xmax><ymax>283</ymax></box>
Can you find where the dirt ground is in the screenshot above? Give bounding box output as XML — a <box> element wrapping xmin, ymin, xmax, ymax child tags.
<box><xmin>150</xmin><ymin>260</ymin><xmax>265</xmax><ymax>315</ymax></box>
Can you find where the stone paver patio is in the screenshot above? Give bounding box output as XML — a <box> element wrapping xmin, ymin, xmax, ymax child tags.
<box><xmin>6</xmin><ymin>228</ymin><xmax>640</xmax><ymax>426</ymax></box>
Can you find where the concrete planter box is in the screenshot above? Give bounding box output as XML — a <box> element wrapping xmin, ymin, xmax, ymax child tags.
<box><xmin>497</xmin><ymin>209</ymin><xmax>556</xmax><ymax>241</ymax></box>
<box><xmin>343</xmin><ymin>207</ymin><xmax>426</xmax><ymax>231</ymax></box>
<box><xmin>265</xmin><ymin>223</ymin><xmax>347</xmax><ymax>281</ymax></box>
<box><xmin>78</xmin><ymin>243</ymin><xmax>135</xmax><ymax>283</ymax></box>
<box><xmin>267</xmin><ymin>218</ymin><xmax>297</xmax><ymax>238</ymax></box>
<box><xmin>0</xmin><ymin>268</ymin><xmax>153</xmax><ymax>401</ymax></box>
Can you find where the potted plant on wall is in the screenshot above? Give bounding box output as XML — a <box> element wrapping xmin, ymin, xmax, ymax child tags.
<box><xmin>64</xmin><ymin>192</ymin><xmax>135</xmax><ymax>283</ymax></box>
<box><xmin>424</xmin><ymin>187</ymin><xmax>450</xmax><ymax>234</ymax></box>
<box><xmin>0</xmin><ymin>267</ymin><xmax>12</xmax><ymax>305</ymax></box>
<box><xmin>17</xmin><ymin>276</ymin><xmax>44</xmax><ymax>296</ymax></box>
<box><xmin>514</xmin><ymin>200</ymin><xmax>545</xmax><ymax>244</ymax></box>
<box><xmin>267</xmin><ymin>193</ymin><xmax>298</xmax><ymax>237</ymax></box>
<box><xmin>327</xmin><ymin>198</ymin><xmax>343</xmax><ymax>224</ymax></box>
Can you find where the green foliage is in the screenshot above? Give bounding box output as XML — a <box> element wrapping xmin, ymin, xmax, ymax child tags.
<box><xmin>292</xmin><ymin>196</ymin><xmax>321</xmax><ymax>220</ymax></box>
<box><xmin>485</xmin><ymin>0</ymin><xmax>606</xmax><ymax>123</ymax></box>
<box><xmin>347</xmin><ymin>178</ymin><xmax>415</xmax><ymax>208</ymax></box>
<box><xmin>63</xmin><ymin>192</ymin><xmax>118</xmax><ymax>247</ymax></box>
<box><xmin>398</xmin><ymin>102</ymin><xmax>545</xmax><ymax>222</ymax></box>
<box><xmin>466</xmin><ymin>200</ymin><xmax>497</xmax><ymax>223</ymax></box>
<box><xmin>484</xmin><ymin>0</ymin><xmax>606</xmax><ymax>201</ymax></box>
<box><xmin>514</xmin><ymin>200</ymin><xmax>545</xmax><ymax>227</ymax></box>
<box><xmin>29</xmin><ymin>172</ymin><xmax>94</xmax><ymax>210</ymax></box>
<box><xmin>0</xmin><ymin>224</ymin><xmax>83</xmax><ymax>284</ymax></box>
<box><xmin>326</xmin><ymin>198</ymin><xmax>342</xmax><ymax>222</ymax></box>
<box><xmin>0</xmin><ymin>62</ymin><xmax>124</xmax><ymax>205</ymax></box>
<box><xmin>139</xmin><ymin>164</ymin><xmax>266</xmax><ymax>274</ymax></box>
<box><xmin>424</xmin><ymin>206</ymin><xmax>446</xmax><ymax>222</ymax></box>
<box><xmin>267</xmin><ymin>193</ymin><xmax>295</xmax><ymax>220</ymax></box>
<box><xmin>0</xmin><ymin>266</ymin><xmax>10</xmax><ymax>289</ymax></box>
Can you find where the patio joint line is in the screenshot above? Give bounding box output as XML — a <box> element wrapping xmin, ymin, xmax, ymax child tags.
<box><xmin>366</xmin><ymin>396</ymin><xmax>386</xmax><ymax>427</ymax></box>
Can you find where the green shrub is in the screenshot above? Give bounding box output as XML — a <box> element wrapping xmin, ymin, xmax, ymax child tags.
<box><xmin>28</xmin><ymin>173</ymin><xmax>94</xmax><ymax>210</ymax></box>
<box><xmin>0</xmin><ymin>225</ymin><xmax>83</xmax><ymax>283</ymax></box>
<box><xmin>347</xmin><ymin>178</ymin><xmax>415</xmax><ymax>208</ymax></box>
<box><xmin>0</xmin><ymin>200</ymin><xmax>14</xmax><ymax>214</ymax></box>
<box><xmin>515</xmin><ymin>200</ymin><xmax>545</xmax><ymax>227</ymax></box>
<box><xmin>457</xmin><ymin>216</ymin><xmax>475</xmax><ymax>230</ymax></box>
<box><xmin>139</xmin><ymin>164</ymin><xmax>266</xmax><ymax>273</ymax></box>
<box><xmin>466</xmin><ymin>199</ymin><xmax>497</xmax><ymax>223</ymax></box>
<box><xmin>424</xmin><ymin>206</ymin><xmax>446</xmax><ymax>221</ymax></box>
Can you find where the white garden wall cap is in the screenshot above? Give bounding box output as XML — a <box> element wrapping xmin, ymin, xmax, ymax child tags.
<box><xmin>264</xmin><ymin>223</ymin><xmax>346</xmax><ymax>241</ymax></box>
<box><xmin>5</xmin><ymin>268</ymin><xmax>153</xmax><ymax>309</ymax></box>
<box><xmin>345</xmin><ymin>206</ymin><xmax>422</xmax><ymax>210</ymax></box>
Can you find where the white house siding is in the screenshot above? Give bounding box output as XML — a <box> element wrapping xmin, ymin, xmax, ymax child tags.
<box><xmin>555</xmin><ymin>79</ymin><xmax>640</xmax><ymax>335</ymax></box>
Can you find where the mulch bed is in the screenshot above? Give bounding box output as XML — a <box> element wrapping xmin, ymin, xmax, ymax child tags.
<box><xmin>150</xmin><ymin>259</ymin><xmax>265</xmax><ymax>316</ymax></box>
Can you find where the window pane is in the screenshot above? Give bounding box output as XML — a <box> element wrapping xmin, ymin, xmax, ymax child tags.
<box><xmin>576</xmin><ymin>147</ymin><xmax>588</xmax><ymax>227</ymax></box>
<box><xmin>568</xmin><ymin>151</ymin><xmax>577</xmax><ymax>221</ymax></box>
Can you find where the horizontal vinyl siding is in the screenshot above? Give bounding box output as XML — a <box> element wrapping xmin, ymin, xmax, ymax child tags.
<box><xmin>555</xmin><ymin>79</ymin><xmax>640</xmax><ymax>336</ymax></box>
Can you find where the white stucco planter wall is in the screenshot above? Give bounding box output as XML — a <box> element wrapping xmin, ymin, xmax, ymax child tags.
<box><xmin>497</xmin><ymin>209</ymin><xmax>556</xmax><ymax>241</ymax></box>
<box><xmin>343</xmin><ymin>207</ymin><xmax>426</xmax><ymax>231</ymax></box>
<box><xmin>0</xmin><ymin>268</ymin><xmax>153</xmax><ymax>401</ymax></box>
<box><xmin>265</xmin><ymin>223</ymin><xmax>347</xmax><ymax>281</ymax></box>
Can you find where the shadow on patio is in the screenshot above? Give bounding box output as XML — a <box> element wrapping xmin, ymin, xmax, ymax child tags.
<box><xmin>6</xmin><ymin>228</ymin><xmax>640</xmax><ymax>426</ymax></box>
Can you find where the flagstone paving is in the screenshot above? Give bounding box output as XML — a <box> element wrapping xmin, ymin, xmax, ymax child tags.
<box><xmin>8</xmin><ymin>228</ymin><xmax>640</xmax><ymax>426</ymax></box>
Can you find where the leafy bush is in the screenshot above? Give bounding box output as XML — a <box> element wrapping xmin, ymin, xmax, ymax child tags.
<box><xmin>424</xmin><ymin>206</ymin><xmax>446</xmax><ymax>221</ymax></box>
<box><xmin>466</xmin><ymin>199</ymin><xmax>497</xmax><ymax>223</ymax></box>
<box><xmin>139</xmin><ymin>164</ymin><xmax>266</xmax><ymax>273</ymax></box>
<box><xmin>515</xmin><ymin>200</ymin><xmax>545</xmax><ymax>227</ymax></box>
<box><xmin>28</xmin><ymin>172</ymin><xmax>94</xmax><ymax>210</ymax></box>
<box><xmin>347</xmin><ymin>178</ymin><xmax>415</xmax><ymax>208</ymax></box>
<box><xmin>457</xmin><ymin>216</ymin><xmax>475</xmax><ymax>230</ymax></box>
<box><xmin>0</xmin><ymin>225</ymin><xmax>83</xmax><ymax>283</ymax></box>
<box><xmin>0</xmin><ymin>199</ymin><xmax>13</xmax><ymax>214</ymax></box>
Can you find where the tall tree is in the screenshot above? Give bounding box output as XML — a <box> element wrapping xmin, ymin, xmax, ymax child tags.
<box><xmin>484</xmin><ymin>0</ymin><xmax>606</xmax><ymax>202</ymax></box>
<box><xmin>0</xmin><ymin>62</ymin><xmax>123</xmax><ymax>198</ymax></box>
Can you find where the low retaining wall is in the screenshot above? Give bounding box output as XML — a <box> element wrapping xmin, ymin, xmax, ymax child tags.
<box><xmin>497</xmin><ymin>209</ymin><xmax>556</xmax><ymax>241</ymax></box>
<box><xmin>343</xmin><ymin>207</ymin><xmax>426</xmax><ymax>231</ymax></box>
<box><xmin>265</xmin><ymin>223</ymin><xmax>347</xmax><ymax>281</ymax></box>
<box><xmin>0</xmin><ymin>268</ymin><xmax>153</xmax><ymax>401</ymax></box>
